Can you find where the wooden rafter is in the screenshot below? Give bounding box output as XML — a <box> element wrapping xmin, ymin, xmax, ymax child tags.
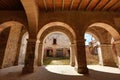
<box><xmin>102</xmin><ymin>0</ymin><xmax>118</xmax><ymax>10</ymax></box>
<box><xmin>92</xmin><ymin>0</ymin><xmax>101</xmax><ymax>10</ymax></box>
<box><xmin>107</xmin><ymin>0</ymin><xmax>120</xmax><ymax>11</ymax></box>
<box><xmin>78</xmin><ymin>0</ymin><xmax>82</xmax><ymax>10</ymax></box>
<box><xmin>70</xmin><ymin>0</ymin><xmax>74</xmax><ymax>10</ymax></box>
<box><xmin>53</xmin><ymin>0</ymin><xmax>55</xmax><ymax>10</ymax></box>
<box><xmin>94</xmin><ymin>0</ymin><xmax>109</xmax><ymax>10</ymax></box>
<box><xmin>86</xmin><ymin>0</ymin><xmax>92</xmax><ymax>10</ymax></box>
<box><xmin>112</xmin><ymin>0</ymin><xmax>120</xmax><ymax>11</ymax></box>
<box><xmin>43</xmin><ymin>0</ymin><xmax>47</xmax><ymax>10</ymax></box>
<box><xmin>85</xmin><ymin>0</ymin><xmax>91</xmax><ymax>10</ymax></box>
<box><xmin>62</xmin><ymin>0</ymin><xmax>64</xmax><ymax>10</ymax></box>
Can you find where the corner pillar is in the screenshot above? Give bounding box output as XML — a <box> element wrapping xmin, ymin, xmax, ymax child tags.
<box><xmin>70</xmin><ymin>43</ymin><xmax>76</xmax><ymax>66</ymax></box>
<box><xmin>22</xmin><ymin>39</ymin><xmax>36</xmax><ymax>74</ymax></box>
<box><xmin>38</xmin><ymin>42</ymin><xmax>43</xmax><ymax>66</ymax></box>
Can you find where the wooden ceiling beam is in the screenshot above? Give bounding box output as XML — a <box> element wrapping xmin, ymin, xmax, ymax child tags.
<box><xmin>43</xmin><ymin>0</ymin><xmax>47</xmax><ymax>11</ymax></box>
<box><xmin>102</xmin><ymin>0</ymin><xmax>119</xmax><ymax>10</ymax></box>
<box><xmin>86</xmin><ymin>0</ymin><xmax>100</xmax><ymax>10</ymax></box>
<box><xmin>100</xmin><ymin>0</ymin><xmax>111</xmax><ymax>10</ymax></box>
<box><xmin>0</xmin><ymin>0</ymin><xmax>9</xmax><ymax>8</ymax></box>
<box><xmin>112</xmin><ymin>0</ymin><xmax>120</xmax><ymax>11</ymax></box>
<box><xmin>62</xmin><ymin>0</ymin><xmax>64</xmax><ymax>10</ymax></box>
<box><xmin>92</xmin><ymin>0</ymin><xmax>101</xmax><ymax>10</ymax></box>
<box><xmin>107</xmin><ymin>0</ymin><xmax>120</xmax><ymax>11</ymax></box>
<box><xmin>94</xmin><ymin>0</ymin><xmax>101</xmax><ymax>10</ymax></box>
<box><xmin>78</xmin><ymin>0</ymin><xmax>82</xmax><ymax>10</ymax></box>
<box><xmin>86</xmin><ymin>0</ymin><xmax>92</xmax><ymax>10</ymax></box>
<box><xmin>53</xmin><ymin>0</ymin><xmax>55</xmax><ymax>10</ymax></box>
<box><xmin>70</xmin><ymin>0</ymin><xmax>74</xmax><ymax>10</ymax></box>
<box><xmin>94</xmin><ymin>0</ymin><xmax>109</xmax><ymax>10</ymax></box>
<box><xmin>85</xmin><ymin>0</ymin><xmax>92</xmax><ymax>10</ymax></box>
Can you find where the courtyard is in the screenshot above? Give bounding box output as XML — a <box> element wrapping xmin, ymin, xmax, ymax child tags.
<box><xmin>0</xmin><ymin>65</ymin><xmax>120</xmax><ymax>80</ymax></box>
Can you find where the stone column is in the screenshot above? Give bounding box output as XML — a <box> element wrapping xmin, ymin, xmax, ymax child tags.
<box><xmin>100</xmin><ymin>44</ymin><xmax>116</xmax><ymax>67</ymax></box>
<box><xmin>97</xmin><ymin>45</ymin><xmax>103</xmax><ymax>65</ymax></box>
<box><xmin>113</xmin><ymin>40</ymin><xmax>120</xmax><ymax>68</ymax></box>
<box><xmin>70</xmin><ymin>43</ymin><xmax>76</xmax><ymax>66</ymax></box>
<box><xmin>76</xmin><ymin>39</ymin><xmax>88</xmax><ymax>74</ymax></box>
<box><xmin>22</xmin><ymin>39</ymin><xmax>36</xmax><ymax>74</ymax></box>
<box><xmin>37</xmin><ymin>43</ymin><xmax>43</xmax><ymax>66</ymax></box>
<box><xmin>14</xmin><ymin>38</ymin><xmax>22</xmax><ymax>65</ymax></box>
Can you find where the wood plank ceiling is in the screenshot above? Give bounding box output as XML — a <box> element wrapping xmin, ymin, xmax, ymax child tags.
<box><xmin>0</xmin><ymin>0</ymin><xmax>120</xmax><ymax>11</ymax></box>
<box><xmin>0</xmin><ymin>0</ymin><xmax>23</xmax><ymax>10</ymax></box>
<box><xmin>37</xmin><ymin>0</ymin><xmax>120</xmax><ymax>11</ymax></box>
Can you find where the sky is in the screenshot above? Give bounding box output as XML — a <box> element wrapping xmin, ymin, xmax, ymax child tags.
<box><xmin>84</xmin><ymin>33</ymin><xmax>95</xmax><ymax>45</ymax></box>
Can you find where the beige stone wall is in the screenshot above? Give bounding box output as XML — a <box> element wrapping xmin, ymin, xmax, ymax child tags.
<box><xmin>86</xmin><ymin>46</ymin><xmax>99</xmax><ymax>64</ymax></box>
<box><xmin>2</xmin><ymin>26</ymin><xmax>22</xmax><ymax>68</ymax></box>
<box><xmin>44</xmin><ymin>33</ymin><xmax>70</xmax><ymax>49</ymax></box>
<box><xmin>0</xmin><ymin>27</ymin><xmax>11</xmax><ymax>68</ymax></box>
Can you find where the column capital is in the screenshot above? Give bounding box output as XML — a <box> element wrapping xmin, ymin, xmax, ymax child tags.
<box><xmin>76</xmin><ymin>39</ymin><xmax>86</xmax><ymax>42</ymax></box>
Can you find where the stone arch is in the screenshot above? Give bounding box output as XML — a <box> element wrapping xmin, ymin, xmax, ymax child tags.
<box><xmin>87</xmin><ymin>22</ymin><xmax>120</xmax><ymax>41</ymax></box>
<box><xmin>0</xmin><ymin>21</ymin><xmax>27</xmax><ymax>68</ymax></box>
<box><xmin>36</xmin><ymin>21</ymin><xmax>76</xmax><ymax>66</ymax></box>
<box><xmin>85</xmin><ymin>22</ymin><xmax>120</xmax><ymax>67</ymax></box>
<box><xmin>39</xmin><ymin>26</ymin><xmax>75</xmax><ymax>43</ymax></box>
<box><xmin>21</xmin><ymin>0</ymin><xmax>39</xmax><ymax>38</ymax></box>
<box><xmin>85</xmin><ymin>32</ymin><xmax>103</xmax><ymax>65</ymax></box>
<box><xmin>37</xmin><ymin>21</ymin><xmax>76</xmax><ymax>41</ymax></box>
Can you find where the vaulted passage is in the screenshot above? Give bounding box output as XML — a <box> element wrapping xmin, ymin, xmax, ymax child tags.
<box><xmin>0</xmin><ymin>0</ymin><xmax>120</xmax><ymax>80</ymax></box>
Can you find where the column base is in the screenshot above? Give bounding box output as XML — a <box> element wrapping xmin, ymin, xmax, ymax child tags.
<box><xmin>38</xmin><ymin>62</ymin><xmax>43</xmax><ymax>66</ymax></box>
<box><xmin>77</xmin><ymin>67</ymin><xmax>89</xmax><ymax>74</ymax></box>
<box><xmin>22</xmin><ymin>66</ymin><xmax>34</xmax><ymax>74</ymax></box>
<box><xmin>70</xmin><ymin>62</ymin><xmax>75</xmax><ymax>67</ymax></box>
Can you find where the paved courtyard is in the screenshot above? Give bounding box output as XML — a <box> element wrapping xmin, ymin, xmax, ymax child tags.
<box><xmin>0</xmin><ymin>65</ymin><xmax>120</xmax><ymax>80</ymax></box>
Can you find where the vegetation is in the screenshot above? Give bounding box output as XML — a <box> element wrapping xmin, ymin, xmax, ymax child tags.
<box><xmin>43</xmin><ymin>57</ymin><xmax>70</xmax><ymax>65</ymax></box>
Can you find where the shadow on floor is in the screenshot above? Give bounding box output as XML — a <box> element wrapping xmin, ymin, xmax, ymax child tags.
<box><xmin>0</xmin><ymin>65</ymin><xmax>120</xmax><ymax>80</ymax></box>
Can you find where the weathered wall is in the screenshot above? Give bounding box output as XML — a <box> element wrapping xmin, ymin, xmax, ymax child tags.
<box><xmin>2</xmin><ymin>26</ymin><xmax>22</xmax><ymax>68</ymax></box>
<box><xmin>0</xmin><ymin>27</ymin><xmax>10</xmax><ymax>68</ymax></box>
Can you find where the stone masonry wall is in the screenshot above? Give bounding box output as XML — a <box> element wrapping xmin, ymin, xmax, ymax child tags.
<box><xmin>2</xmin><ymin>26</ymin><xmax>22</xmax><ymax>68</ymax></box>
<box><xmin>0</xmin><ymin>27</ymin><xmax>10</xmax><ymax>68</ymax></box>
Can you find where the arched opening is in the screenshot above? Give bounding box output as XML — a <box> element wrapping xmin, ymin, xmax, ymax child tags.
<box><xmin>85</xmin><ymin>22</ymin><xmax>120</xmax><ymax>68</ymax></box>
<box><xmin>84</xmin><ymin>33</ymin><xmax>101</xmax><ymax>65</ymax></box>
<box><xmin>18</xmin><ymin>32</ymin><xmax>29</xmax><ymax>65</ymax></box>
<box><xmin>36</xmin><ymin>22</ymin><xmax>77</xmax><ymax>75</ymax></box>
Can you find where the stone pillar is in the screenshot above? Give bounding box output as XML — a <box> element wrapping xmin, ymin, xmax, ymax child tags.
<box><xmin>113</xmin><ymin>40</ymin><xmax>120</xmax><ymax>68</ymax></box>
<box><xmin>97</xmin><ymin>45</ymin><xmax>103</xmax><ymax>65</ymax></box>
<box><xmin>38</xmin><ymin>43</ymin><xmax>43</xmax><ymax>66</ymax></box>
<box><xmin>100</xmin><ymin>44</ymin><xmax>116</xmax><ymax>67</ymax></box>
<box><xmin>76</xmin><ymin>39</ymin><xmax>88</xmax><ymax>74</ymax></box>
<box><xmin>14</xmin><ymin>39</ymin><xmax>21</xmax><ymax>65</ymax></box>
<box><xmin>22</xmin><ymin>39</ymin><xmax>36</xmax><ymax>74</ymax></box>
<box><xmin>70</xmin><ymin>43</ymin><xmax>76</xmax><ymax>66</ymax></box>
